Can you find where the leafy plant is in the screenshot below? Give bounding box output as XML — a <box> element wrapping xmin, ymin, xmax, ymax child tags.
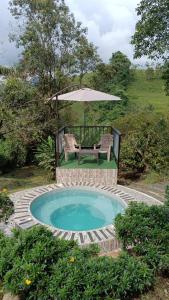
<box><xmin>0</xmin><ymin>190</ymin><xmax>14</xmax><ymax>222</ymax></box>
<box><xmin>35</xmin><ymin>136</ymin><xmax>55</xmax><ymax>176</ymax></box>
<box><xmin>118</xmin><ymin>112</ymin><xmax>169</xmax><ymax>174</ymax></box>
<box><xmin>49</xmin><ymin>252</ymin><xmax>154</xmax><ymax>300</ymax></box>
<box><xmin>115</xmin><ymin>198</ymin><xmax>169</xmax><ymax>273</ymax></box>
<box><xmin>0</xmin><ymin>225</ymin><xmax>155</xmax><ymax>300</ymax></box>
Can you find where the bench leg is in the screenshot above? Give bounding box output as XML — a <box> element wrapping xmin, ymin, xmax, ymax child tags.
<box><xmin>107</xmin><ymin>151</ymin><xmax>111</xmax><ymax>162</ymax></box>
<box><xmin>65</xmin><ymin>152</ymin><xmax>68</xmax><ymax>161</ymax></box>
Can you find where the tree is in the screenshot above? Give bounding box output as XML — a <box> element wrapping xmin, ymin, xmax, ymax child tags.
<box><xmin>118</xmin><ymin>111</ymin><xmax>169</xmax><ymax>174</ymax></box>
<box><xmin>145</xmin><ymin>64</ymin><xmax>154</xmax><ymax>80</ymax></box>
<box><xmin>131</xmin><ymin>0</ymin><xmax>169</xmax><ymax>94</ymax></box>
<box><xmin>91</xmin><ymin>51</ymin><xmax>132</xmax><ymax>93</ymax></box>
<box><xmin>109</xmin><ymin>51</ymin><xmax>132</xmax><ymax>88</ymax></box>
<box><xmin>90</xmin><ymin>52</ymin><xmax>132</xmax><ymax>124</ymax></box>
<box><xmin>162</xmin><ymin>61</ymin><xmax>169</xmax><ymax>95</ymax></box>
<box><xmin>131</xmin><ymin>0</ymin><xmax>169</xmax><ymax>60</ymax></box>
<box><xmin>9</xmin><ymin>0</ymin><xmax>100</xmax><ymax>94</ymax></box>
<box><xmin>73</xmin><ymin>36</ymin><xmax>101</xmax><ymax>85</ymax></box>
<box><xmin>2</xmin><ymin>77</ymin><xmax>36</xmax><ymax>108</ymax></box>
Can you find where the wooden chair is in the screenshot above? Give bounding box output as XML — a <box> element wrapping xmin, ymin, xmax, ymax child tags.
<box><xmin>94</xmin><ymin>134</ymin><xmax>113</xmax><ymax>162</ymax></box>
<box><xmin>63</xmin><ymin>134</ymin><xmax>81</xmax><ymax>161</ymax></box>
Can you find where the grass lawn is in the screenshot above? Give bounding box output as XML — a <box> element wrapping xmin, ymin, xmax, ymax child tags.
<box><xmin>59</xmin><ymin>153</ymin><xmax>117</xmax><ymax>169</ymax></box>
<box><xmin>0</xmin><ymin>166</ymin><xmax>53</xmax><ymax>193</ymax></box>
<box><xmin>127</xmin><ymin>70</ymin><xmax>169</xmax><ymax>114</ymax></box>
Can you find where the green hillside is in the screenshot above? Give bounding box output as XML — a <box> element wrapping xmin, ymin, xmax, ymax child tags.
<box><xmin>127</xmin><ymin>70</ymin><xmax>169</xmax><ymax>114</ymax></box>
<box><xmin>71</xmin><ymin>70</ymin><xmax>169</xmax><ymax>124</ymax></box>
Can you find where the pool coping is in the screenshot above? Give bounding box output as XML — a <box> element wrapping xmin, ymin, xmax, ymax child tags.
<box><xmin>10</xmin><ymin>183</ymin><xmax>162</xmax><ymax>253</ymax></box>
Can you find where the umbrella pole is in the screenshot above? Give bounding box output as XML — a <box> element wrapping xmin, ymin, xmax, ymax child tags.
<box><xmin>55</xmin><ymin>95</ymin><xmax>60</xmax><ymax>175</ymax></box>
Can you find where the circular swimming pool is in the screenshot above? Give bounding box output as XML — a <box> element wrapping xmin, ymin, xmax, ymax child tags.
<box><xmin>30</xmin><ymin>188</ymin><xmax>126</xmax><ymax>231</ymax></box>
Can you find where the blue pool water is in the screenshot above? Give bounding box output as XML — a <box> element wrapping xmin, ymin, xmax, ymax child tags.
<box><xmin>30</xmin><ymin>188</ymin><xmax>125</xmax><ymax>231</ymax></box>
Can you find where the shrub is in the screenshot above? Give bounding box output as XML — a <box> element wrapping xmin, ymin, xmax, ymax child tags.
<box><xmin>0</xmin><ymin>138</ymin><xmax>27</xmax><ymax>173</ymax></box>
<box><xmin>118</xmin><ymin>112</ymin><xmax>169</xmax><ymax>175</ymax></box>
<box><xmin>115</xmin><ymin>201</ymin><xmax>169</xmax><ymax>273</ymax></box>
<box><xmin>165</xmin><ymin>185</ymin><xmax>169</xmax><ymax>206</ymax></box>
<box><xmin>49</xmin><ymin>253</ymin><xmax>154</xmax><ymax>300</ymax></box>
<box><xmin>3</xmin><ymin>77</ymin><xmax>36</xmax><ymax>108</ymax></box>
<box><xmin>2</xmin><ymin>226</ymin><xmax>92</xmax><ymax>299</ymax></box>
<box><xmin>115</xmin><ymin>202</ymin><xmax>169</xmax><ymax>250</ymax></box>
<box><xmin>159</xmin><ymin>254</ymin><xmax>169</xmax><ymax>276</ymax></box>
<box><xmin>0</xmin><ymin>225</ymin><xmax>154</xmax><ymax>300</ymax></box>
<box><xmin>0</xmin><ymin>190</ymin><xmax>14</xmax><ymax>222</ymax></box>
<box><xmin>35</xmin><ymin>136</ymin><xmax>55</xmax><ymax>176</ymax></box>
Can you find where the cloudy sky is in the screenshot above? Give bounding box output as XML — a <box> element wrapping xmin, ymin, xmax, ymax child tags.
<box><xmin>0</xmin><ymin>0</ymin><xmax>146</xmax><ymax>66</ymax></box>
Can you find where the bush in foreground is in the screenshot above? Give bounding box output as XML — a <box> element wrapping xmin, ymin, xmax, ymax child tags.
<box><xmin>0</xmin><ymin>226</ymin><xmax>154</xmax><ymax>300</ymax></box>
<box><xmin>115</xmin><ymin>186</ymin><xmax>169</xmax><ymax>274</ymax></box>
<box><xmin>49</xmin><ymin>253</ymin><xmax>153</xmax><ymax>300</ymax></box>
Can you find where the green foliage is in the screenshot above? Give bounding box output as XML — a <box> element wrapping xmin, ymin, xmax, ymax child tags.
<box><xmin>162</xmin><ymin>61</ymin><xmax>169</xmax><ymax>95</ymax></box>
<box><xmin>0</xmin><ymin>138</ymin><xmax>27</xmax><ymax>173</ymax></box>
<box><xmin>0</xmin><ymin>190</ymin><xmax>14</xmax><ymax>222</ymax></box>
<box><xmin>109</xmin><ymin>51</ymin><xmax>132</xmax><ymax>88</ymax></box>
<box><xmin>145</xmin><ymin>64</ymin><xmax>155</xmax><ymax>80</ymax></box>
<box><xmin>0</xmin><ymin>225</ymin><xmax>154</xmax><ymax>300</ymax></box>
<box><xmin>49</xmin><ymin>252</ymin><xmax>153</xmax><ymax>300</ymax></box>
<box><xmin>89</xmin><ymin>51</ymin><xmax>132</xmax><ymax>123</ymax></box>
<box><xmin>115</xmin><ymin>201</ymin><xmax>169</xmax><ymax>274</ymax></box>
<box><xmin>165</xmin><ymin>185</ymin><xmax>169</xmax><ymax>206</ymax></box>
<box><xmin>118</xmin><ymin>112</ymin><xmax>169</xmax><ymax>174</ymax></box>
<box><xmin>9</xmin><ymin>0</ymin><xmax>100</xmax><ymax>94</ymax></box>
<box><xmin>159</xmin><ymin>254</ymin><xmax>169</xmax><ymax>276</ymax></box>
<box><xmin>92</xmin><ymin>51</ymin><xmax>132</xmax><ymax>93</ymax></box>
<box><xmin>131</xmin><ymin>0</ymin><xmax>169</xmax><ymax>60</ymax></box>
<box><xmin>1</xmin><ymin>226</ymin><xmax>76</xmax><ymax>298</ymax></box>
<box><xmin>35</xmin><ymin>136</ymin><xmax>55</xmax><ymax>174</ymax></box>
<box><xmin>73</xmin><ymin>36</ymin><xmax>101</xmax><ymax>85</ymax></box>
<box><xmin>131</xmin><ymin>0</ymin><xmax>169</xmax><ymax>95</ymax></box>
<box><xmin>2</xmin><ymin>77</ymin><xmax>36</xmax><ymax>108</ymax></box>
<box><xmin>0</xmin><ymin>65</ymin><xmax>14</xmax><ymax>76</ymax></box>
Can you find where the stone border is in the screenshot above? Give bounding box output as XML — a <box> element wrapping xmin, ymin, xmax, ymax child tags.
<box><xmin>10</xmin><ymin>183</ymin><xmax>162</xmax><ymax>252</ymax></box>
<box><xmin>56</xmin><ymin>168</ymin><xmax>118</xmax><ymax>186</ymax></box>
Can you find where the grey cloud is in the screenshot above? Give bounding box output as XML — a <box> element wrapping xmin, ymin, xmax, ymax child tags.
<box><xmin>0</xmin><ymin>0</ymin><xmax>147</xmax><ymax>66</ymax></box>
<box><xmin>65</xmin><ymin>0</ymin><xmax>148</xmax><ymax>65</ymax></box>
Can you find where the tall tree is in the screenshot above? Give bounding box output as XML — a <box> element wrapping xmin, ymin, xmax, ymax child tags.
<box><xmin>131</xmin><ymin>0</ymin><xmax>169</xmax><ymax>60</ymax></box>
<box><xmin>73</xmin><ymin>36</ymin><xmax>101</xmax><ymax>85</ymax></box>
<box><xmin>92</xmin><ymin>51</ymin><xmax>132</xmax><ymax>93</ymax></box>
<box><xmin>9</xmin><ymin>0</ymin><xmax>100</xmax><ymax>94</ymax></box>
<box><xmin>131</xmin><ymin>0</ymin><xmax>169</xmax><ymax>94</ymax></box>
<box><xmin>109</xmin><ymin>51</ymin><xmax>132</xmax><ymax>88</ymax></box>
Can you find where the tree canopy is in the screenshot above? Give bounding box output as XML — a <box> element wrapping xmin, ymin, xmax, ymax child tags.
<box><xmin>9</xmin><ymin>0</ymin><xmax>100</xmax><ymax>94</ymax></box>
<box><xmin>131</xmin><ymin>0</ymin><xmax>169</xmax><ymax>60</ymax></box>
<box><xmin>92</xmin><ymin>51</ymin><xmax>132</xmax><ymax>93</ymax></box>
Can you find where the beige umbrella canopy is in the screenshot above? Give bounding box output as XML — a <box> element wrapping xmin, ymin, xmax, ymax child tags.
<box><xmin>52</xmin><ymin>87</ymin><xmax>121</xmax><ymax>102</ymax></box>
<box><xmin>51</xmin><ymin>87</ymin><xmax>121</xmax><ymax>167</ymax></box>
<box><xmin>51</xmin><ymin>87</ymin><xmax>121</xmax><ymax>126</ymax></box>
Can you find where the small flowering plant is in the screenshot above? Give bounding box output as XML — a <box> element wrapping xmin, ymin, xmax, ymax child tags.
<box><xmin>0</xmin><ymin>188</ymin><xmax>14</xmax><ymax>222</ymax></box>
<box><xmin>24</xmin><ymin>279</ymin><xmax>32</xmax><ymax>286</ymax></box>
<box><xmin>69</xmin><ymin>256</ymin><xmax>76</xmax><ymax>263</ymax></box>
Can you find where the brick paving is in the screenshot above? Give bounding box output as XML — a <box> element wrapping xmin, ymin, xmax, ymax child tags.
<box><xmin>8</xmin><ymin>183</ymin><xmax>161</xmax><ymax>253</ymax></box>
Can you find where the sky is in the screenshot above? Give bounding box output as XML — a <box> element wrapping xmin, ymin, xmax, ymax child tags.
<box><xmin>0</xmin><ymin>0</ymin><xmax>146</xmax><ymax>66</ymax></box>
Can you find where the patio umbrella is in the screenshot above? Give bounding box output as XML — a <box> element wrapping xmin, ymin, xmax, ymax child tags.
<box><xmin>50</xmin><ymin>86</ymin><xmax>121</xmax><ymax>167</ymax></box>
<box><xmin>52</xmin><ymin>87</ymin><xmax>121</xmax><ymax>125</ymax></box>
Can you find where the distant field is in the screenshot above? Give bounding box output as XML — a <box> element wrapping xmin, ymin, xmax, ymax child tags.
<box><xmin>71</xmin><ymin>70</ymin><xmax>169</xmax><ymax>123</ymax></box>
<box><xmin>127</xmin><ymin>70</ymin><xmax>169</xmax><ymax>114</ymax></box>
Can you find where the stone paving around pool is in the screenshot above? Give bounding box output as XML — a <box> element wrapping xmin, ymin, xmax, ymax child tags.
<box><xmin>9</xmin><ymin>183</ymin><xmax>162</xmax><ymax>253</ymax></box>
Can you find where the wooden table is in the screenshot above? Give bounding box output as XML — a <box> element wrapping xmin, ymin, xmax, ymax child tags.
<box><xmin>78</xmin><ymin>149</ymin><xmax>99</xmax><ymax>165</ymax></box>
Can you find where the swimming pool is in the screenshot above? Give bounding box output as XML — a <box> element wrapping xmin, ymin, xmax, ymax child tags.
<box><xmin>30</xmin><ymin>188</ymin><xmax>126</xmax><ymax>231</ymax></box>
